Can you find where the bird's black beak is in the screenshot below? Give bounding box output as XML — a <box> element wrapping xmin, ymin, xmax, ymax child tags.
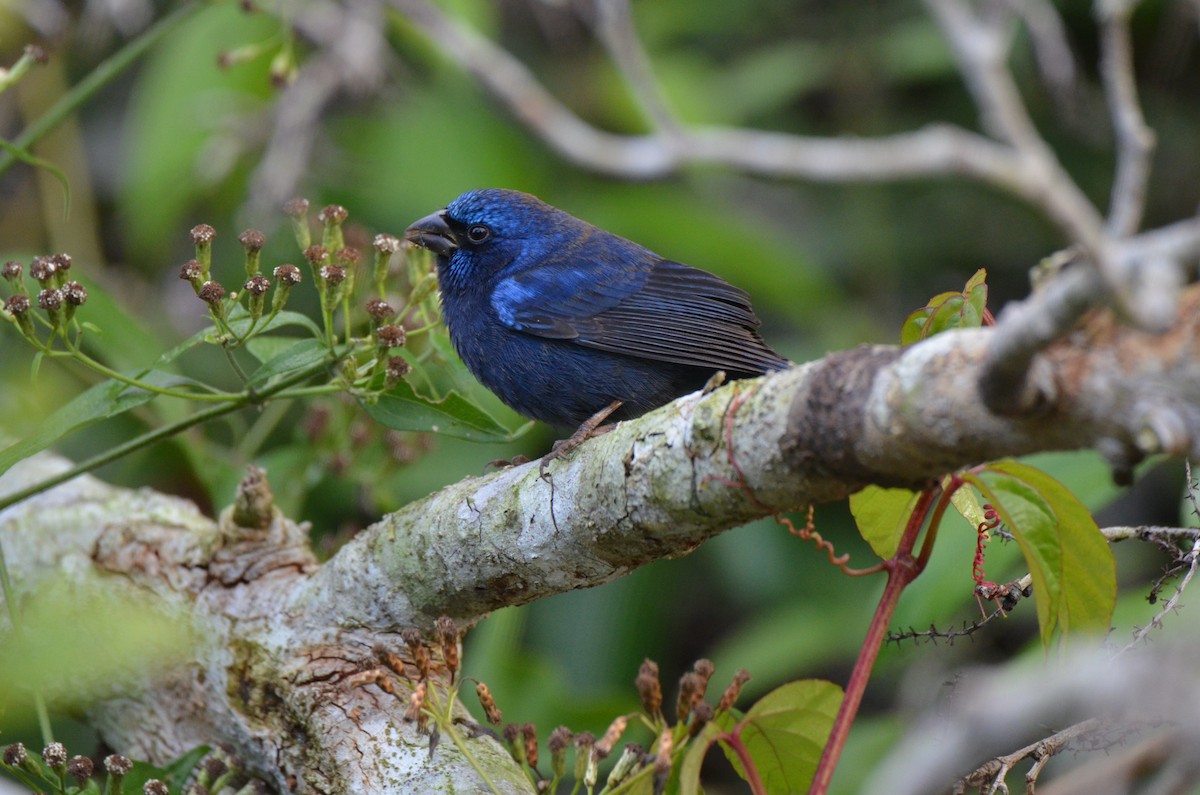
<box><xmin>405</xmin><ymin>211</ymin><xmax>458</xmax><ymax>258</ymax></box>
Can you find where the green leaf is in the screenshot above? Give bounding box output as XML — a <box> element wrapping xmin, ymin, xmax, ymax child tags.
<box><xmin>0</xmin><ymin>379</ymin><xmax>156</xmax><ymax>477</ymax></box>
<box><xmin>360</xmin><ymin>379</ymin><xmax>533</xmax><ymax>442</ymax></box>
<box><xmin>964</xmin><ymin>460</ymin><xmax>1115</xmax><ymax>647</ymax></box>
<box><xmin>948</xmin><ymin>478</ymin><xmax>988</xmax><ymax>529</ymax></box>
<box><xmin>900</xmin><ymin>269</ymin><xmax>989</xmax><ymax>345</ymax></box>
<box><xmin>849</xmin><ymin>485</ymin><xmax>919</xmax><ymax>558</ymax></box>
<box><xmin>154</xmin><ymin>310</ymin><xmax>320</xmax><ymax>369</ymax></box>
<box><xmin>723</xmin><ymin>680</ymin><xmax>842</xmax><ymax>794</ymax></box>
<box><xmin>246</xmin><ymin>338</ymin><xmax>328</xmax><ymax>387</ymax></box>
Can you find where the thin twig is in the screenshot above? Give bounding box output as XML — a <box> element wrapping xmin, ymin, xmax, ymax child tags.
<box><xmin>954</xmin><ymin>718</ymin><xmax>1103</xmax><ymax>794</ymax></box>
<box><xmin>1118</xmin><ymin>463</ymin><xmax>1200</xmax><ymax>653</ymax></box>
<box><xmin>1096</xmin><ymin>0</ymin><xmax>1156</xmax><ymax>237</ymax></box>
<box><xmin>592</xmin><ymin>0</ymin><xmax>678</xmax><ymax>133</ymax></box>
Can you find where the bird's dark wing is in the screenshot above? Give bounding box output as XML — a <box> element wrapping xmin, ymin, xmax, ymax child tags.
<box><xmin>491</xmin><ymin>256</ymin><xmax>788</xmax><ymax>373</ymax></box>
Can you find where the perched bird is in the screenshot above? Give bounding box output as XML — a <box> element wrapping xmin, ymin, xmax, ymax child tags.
<box><xmin>405</xmin><ymin>189</ymin><xmax>788</xmax><ymax>431</ymax></box>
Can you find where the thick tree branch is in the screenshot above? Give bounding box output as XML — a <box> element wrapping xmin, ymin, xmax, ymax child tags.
<box><xmin>3</xmin><ymin>286</ymin><xmax>1199</xmax><ymax>789</ymax></box>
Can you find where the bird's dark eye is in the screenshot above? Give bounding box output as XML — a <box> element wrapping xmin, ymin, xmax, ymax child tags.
<box><xmin>466</xmin><ymin>224</ymin><xmax>491</xmax><ymax>244</ymax></box>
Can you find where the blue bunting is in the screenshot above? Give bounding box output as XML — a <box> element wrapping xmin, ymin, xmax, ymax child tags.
<box><xmin>406</xmin><ymin>189</ymin><xmax>788</xmax><ymax>428</ymax></box>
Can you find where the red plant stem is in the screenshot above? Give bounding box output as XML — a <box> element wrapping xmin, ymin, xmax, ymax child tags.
<box><xmin>726</xmin><ymin>731</ymin><xmax>768</xmax><ymax>795</ymax></box>
<box><xmin>807</xmin><ymin>486</ymin><xmax>940</xmax><ymax>795</ymax></box>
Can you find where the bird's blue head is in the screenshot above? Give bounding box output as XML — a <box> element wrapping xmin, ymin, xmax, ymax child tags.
<box><xmin>405</xmin><ymin>189</ymin><xmax>586</xmax><ymax>292</ymax></box>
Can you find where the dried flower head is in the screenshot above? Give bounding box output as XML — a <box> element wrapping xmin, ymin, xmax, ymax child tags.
<box><xmin>521</xmin><ymin>723</ymin><xmax>538</xmax><ymax>769</ymax></box>
<box><xmin>376</xmin><ymin>324</ymin><xmax>406</xmax><ymax>349</ymax></box>
<box><xmin>304</xmin><ymin>245</ymin><xmax>329</xmax><ymax>268</ymax></box>
<box><xmin>238</xmin><ymin>229</ymin><xmax>266</xmax><ymax>252</ymax></box>
<box><xmin>3</xmin><ymin>743</ymin><xmax>26</xmax><ymax>766</ymax></box>
<box><xmin>273</xmin><ymin>264</ymin><xmax>302</xmax><ymax>286</ymax></box>
<box><xmin>373</xmin><ymin>234</ymin><xmax>401</xmax><ymax>254</ymax></box>
<box><xmin>676</xmin><ymin>672</ymin><xmax>703</xmax><ymax>722</ymax></box>
<box><xmin>318</xmin><ymin>205</ymin><xmax>348</xmax><ymax>225</ymax></box>
<box><xmin>283</xmin><ymin>197</ymin><xmax>310</xmax><ymax>218</ymax></box>
<box><xmin>319</xmin><ymin>264</ymin><xmax>346</xmax><ymax>285</ymax></box>
<box><xmin>693</xmin><ymin>659</ymin><xmax>715</xmax><ymax>691</ymax></box>
<box><xmin>594</xmin><ymin>715</ymin><xmax>628</xmax><ymax>760</ymax></box>
<box><xmin>190</xmin><ymin>224</ymin><xmax>217</xmax><ymax>245</ymax></box>
<box><xmin>179</xmin><ymin>259</ymin><xmax>203</xmax><ymax>286</ymax></box>
<box><xmin>436</xmin><ymin>616</ymin><xmax>459</xmax><ymax>679</ymax></box>
<box><xmin>68</xmin><ymin>755</ymin><xmax>94</xmax><ymax>785</ymax></box>
<box><xmin>404</xmin><ymin>680</ymin><xmax>427</xmax><ymax>727</ymax></box>
<box><xmin>476</xmin><ymin>681</ymin><xmax>503</xmax><ymax>725</ymax></box>
<box><xmin>62</xmin><ymin>280</ymin><xmax>88</xmax><ymax>306</ymax></box>
<box><xmin>198</xmin><ymin>281</ymin><xmax>226</xmax><ymax>305</ymax></box>
<box><xmin>37</xmin><ymin>288</ymin><xmax>63</xmax><ymax>311</ymax></box>
<box><xmin>2</xmin><ymin>261</ymin><xmax>21</xmax><ymax>282</ymax></box>
<box><xmin>50</xmin><ymin>252</ymin><xmax>72</xmax><ymax>273</ymax></box>
<box><xmin>244</xmin><ymin>275</ymin><xmax>270</xmax><ymax>296</ymax></box>
<box><xmin>717</xmin><ymin>669</ymin><xmax>751</xmax><ymax>713</ymax></box>
<box><xmin>5</xmin><ymin>294</ymin><xmax>31</xmax><ymax>315</ymax></box>
<box><xmin>548</xmin><ymin>726</ymin><xmax>572</xmax><ymax>778</ymax></box>
<box><xmin>385</xmin><ymin>356</ymin><xmax>411</xmax><ymax>387</ymax></box>
<box><xmin>401</xmin><ymin>628</ymin><xmax>430</xmax><ymax>680</ymax></box>
<box><xmin>365</xmin><ymin>298</ymin><xmax>394</xmax><ymax>321</ymax></box>
<box><xmin>42</xmin><ymin>742</ymin><xmax>66</xmax><ymax>768</ymax></box>
<box><xmin>143</xmin><ymin>778</ymin><xmax>169</xmax><ymax>795</ymax></box>
<box><xmin>30</xmin><ymin>255</ymin><xmax>56</xmax><ymax>283</ymax></box>
<box><xmin>336</xmin><ymin>247</ymin><xmax>360</xmax><ymax>267</ymax></box>
<box><xmin>635</xmin><ymin>659</ymin><xmax>662</xmax><ymax>718</ymax></box>
<box><xmin>104</xmin><ymin>754</ymin><xmax>133</xmax><ymax>776</ymax></box>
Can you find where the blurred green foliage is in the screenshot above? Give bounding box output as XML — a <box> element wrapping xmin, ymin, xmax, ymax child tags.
<box><xmin>2</xmin><ymin>0</ymin><xmax>1198</xmax><ymax>791</ymax></box>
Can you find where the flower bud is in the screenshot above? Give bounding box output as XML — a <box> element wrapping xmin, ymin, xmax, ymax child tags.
<box><xmin>372</xmin><ymin>234</ymin><xmax>400</xmax><ymax>290</ymax></box>
<box><xmin>476</xmin><ymin>681</ymin><xmax>502</xmax><ymax>725</ymax></box>
<box><xmin>42</xmin><ymin>741</ymin><xmax>67</xmax><ymax>769</ymax></box>
<box><xmin>594</xmin><ymin>715</ymin><xmax>627</xmax><ymax>760</ymax></box>
<box><xmin>4</xmin><ymin>294</ymin><xmax>35</xmax><ymax>337</ymax></box>
<box><xmin>179</xmin><ymin>259</ymin><xmax>204</xmax><ymax>292</ymax></box>
<box><xmin>191</xmin><ymin>224</ymin><xmax>216</xmax><ymax>278</ymax></box>
<box><xmin>271</xmin><ymin>264</ymin><xmax>301</xmax><ymax>312</ymax></box>
<box><xmin>385</xmin><ymin>356</ymin><xmax>411</xmax><ymax>388</ymax></box>
<box><xmin>436</xmin><ymin>616</ymin><xmax>459</xmax><ymax>681</ymax></box>
<box><xmin>104</xmin><ymin>753</ymin><xmax>132</xmax><ymax>776</ymax></box>
<box><xmin>676</xmin><ymin>672</ymin><xmax>703</xmax><ymax>722</ymax></box>
<box><xmin>239</xmin><ymin>229</ymin><xmax>266</xmax><ymax>277</ymax></box>
<box><xmin>68</xmin><ymin>755</ymin><xmax>94</xmax><ymax>785</ymax></box>
<box><xmin>3</xmin><ymin>260</ymin><xmax>24</xmax><ymax>288</ymax></box>
<box><xmin>521</xmin><ymin>723</ymin><xmax>538</xmax><ymax>769</ymax></box>
<box><xmin>635</xmin><ymin>658</ymin><xmax>662</xmax><ymax>719</ymax></box>
<box><xmin>573</xmin><ymin>732</ymin><xmax>594</xmax><ymax>783</ymax></box>
<box><xmin>547</xmin><ymin>726</ymin><xmax>572</xmax><ymax>779</ymax></box>
<box><xmin>244</xmin><ymin>274</ymin><xmax>270</xmax><ymax>319</ymax></box>
<box><xmin>30</xmin><ymin>255</ymin><xmax>56</xmax><ymax>284</ymax></box>
<box><xmin>504</xmin><ymin>724</ymin><xmax>524</xmax><ymax>766</ymax></box>
<box><xmin>606</xmin><ymin>744</ymin><xmax>642</xmax><ymax>788</ymax></box>
<box><xmin>3</xmin><ymin>742</ymin><xmax>27</xmax><ymax>767</ymax></box>
<box><xmin>376</xmin><ymin>324</ymin><xmax>406</xmax><ymax>351</ymax></box>
<box><xmin>717</xmin><ymin>669</ymin><xmax>751</xmax><ymax>713</ymax></box>
<box><xmin>283</xmin><ymin>198</ymin><xmax>311</xmax><ymax>250</ymax></box>
<box><xmin>319</xmin><ymin>205</ymin><xmax>347</xmax><ymax>255</ymax></box>
<box><xmin>38</xmin><ymin>287</ymin><xmax>63</xmax><ymax>329</ymax></box>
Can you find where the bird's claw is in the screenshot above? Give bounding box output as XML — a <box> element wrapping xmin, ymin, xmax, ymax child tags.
<box><xmin>538</xmin><ymin>399</ymin><xmax>624</xmax><ymax>479</ymax></box>
<box><xmin>484</xmin><ymin>455</ymin><xmax>531</xmax><ymax>472</ymax></box>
